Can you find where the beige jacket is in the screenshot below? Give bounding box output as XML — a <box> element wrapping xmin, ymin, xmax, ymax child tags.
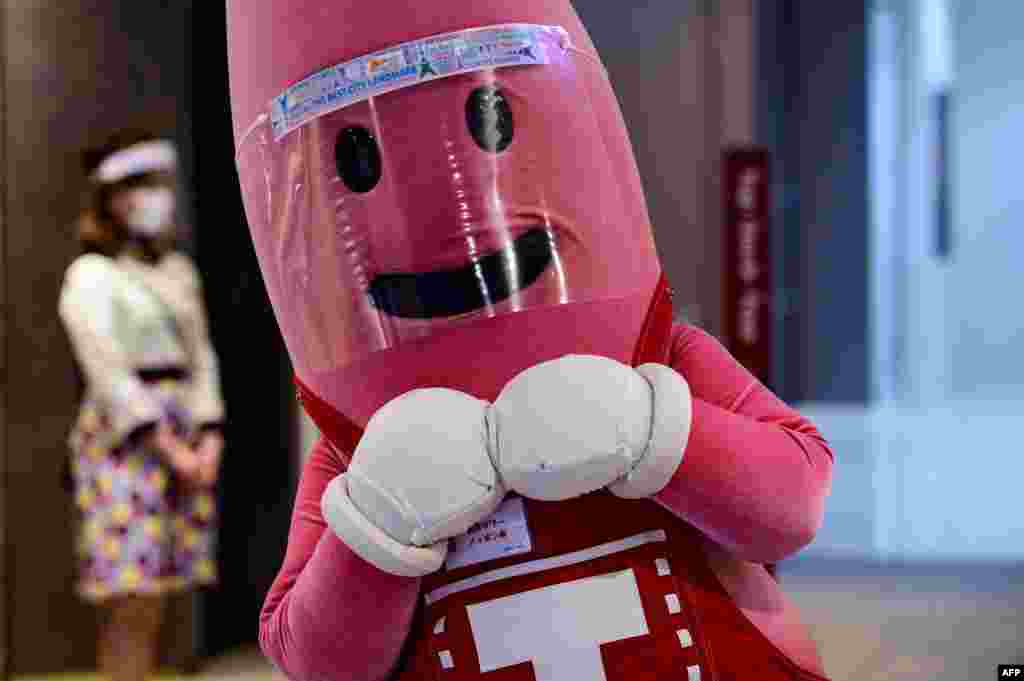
<box><xmin>58</xmin><ymin>251</ymin><xmax>224</xmax><ymax>446</ymax></box>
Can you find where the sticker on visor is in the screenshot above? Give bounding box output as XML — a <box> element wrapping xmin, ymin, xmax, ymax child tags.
<box><xmin>269</xmin><ymin>24</ymin><xmax>570</xmax><ymax>141</ymax></box>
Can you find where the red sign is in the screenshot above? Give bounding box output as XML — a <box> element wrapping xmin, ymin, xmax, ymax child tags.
<box><xmin>723</xmin><ymin>148</ymin><xmax>773</xmax><ymax>386</ymax></box>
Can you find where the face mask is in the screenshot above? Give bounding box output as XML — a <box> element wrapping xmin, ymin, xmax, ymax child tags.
<box><xmin>123</xmin><ymin>187</ymin><xmax>175</xmax><ymax>236</ymax></box>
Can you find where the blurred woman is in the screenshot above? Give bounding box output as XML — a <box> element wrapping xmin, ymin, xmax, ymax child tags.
<box><xmin>58</xmin><ymin>129</ymin><xmax>225</xmax><ymax>681</ymax></box>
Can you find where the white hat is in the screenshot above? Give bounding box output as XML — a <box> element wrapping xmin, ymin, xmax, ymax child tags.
<box><xmin>92</xmin><ymin>140</ymin><xmax>178</xmax><ymax>184</ymax></box>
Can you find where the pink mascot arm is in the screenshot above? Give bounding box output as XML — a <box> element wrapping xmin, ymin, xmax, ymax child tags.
<box><xmin>653</xmin><ymin>324</ymin><xmax>834</xmax><ymax>564</ymax></box>
<box><xmin>259</xmin><ymin>438</ymin><xmax>421</xmax><ymax>681</ymax></box>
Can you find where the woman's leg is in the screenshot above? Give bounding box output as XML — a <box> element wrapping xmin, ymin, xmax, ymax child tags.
<box><xmin>98</xmin><ymin>595</ymin><xmax>166</xmax><ymax>681</ymax></box>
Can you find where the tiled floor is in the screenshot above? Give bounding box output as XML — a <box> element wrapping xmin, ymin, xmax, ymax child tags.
<box><xmin>14</xmin><ymin>565</ymin><xmax>1023</xmax><ymax>681</ymax></box>
<box><xmin>196</xmin><ymin>647</ymin><xmax>283</xmax><ymax>681</ymax></box>
<box><xmin>782</xmin><ymin>560</ymin><xmax>1024</xmax><ymax>681</ymax></box>
<box><xmin>783</xmin><ymin>400</ymin><xmax>1024</xmax><ymax>679</ymax></box>
<box><xmin>12</xmin><ymin>647</ymin><xmax>282</xmax><ymax>681</ymax></box>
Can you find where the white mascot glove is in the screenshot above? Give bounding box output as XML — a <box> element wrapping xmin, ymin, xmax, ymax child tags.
<box><xmin>492</xmin><ymin>355</ymin><xmax>692</xmax><ymax>501</ymax></box>
<box><xmin>321</xmin><ymin>388</ymin><xmax>506</xmax><ymax>577</ymax></box>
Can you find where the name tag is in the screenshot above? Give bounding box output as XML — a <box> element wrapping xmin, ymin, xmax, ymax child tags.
<box><xmin>445</xmin><ymin>496</ymin><xmax>533</xmax><ymax>570</ymax></box>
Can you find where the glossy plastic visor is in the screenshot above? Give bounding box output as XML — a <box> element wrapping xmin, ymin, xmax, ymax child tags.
<box><xmin>235</xmin><ymin>24</ymin><xmax>656</xmax><ymax>378</ymax></box>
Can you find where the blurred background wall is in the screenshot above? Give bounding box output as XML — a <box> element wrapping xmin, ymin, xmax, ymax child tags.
<box><xmin>1</xmin><ymin>1</ymin><xmax>299</xmax><ymax>676</ymax></box>
<box><xmin>759</xmin><ymin>1</ymin><xmax>1024</xmax><ymax>677</ymax></box>
<box><xmin>948</xmin><ymin>0</ymin><xmax>1024</xmax><ymax>397</ymax></box>
<box><xmin>1</xmin><ymin>1</ymin><xmax>193</xmax><ymax>675</ymax></box>
<box><xmin>758</xmin><ymin>0</ymin><xmax>872</xmax><ymax>404</ymax></box>
<box><xmin>576</xmin><ymin>1</ymin><xmax>726</xmax><ymax>336</ymax></box>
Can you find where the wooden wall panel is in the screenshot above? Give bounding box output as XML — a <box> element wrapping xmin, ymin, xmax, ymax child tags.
<box><xmin>3</xmin><ymin>1</ymin><xmax>192</xmax><ymax>674</ymax></box>
<box><xmin>0</xmin><ymin>0</ymin><xmax>7</xmax><ymax>674</ymax></box>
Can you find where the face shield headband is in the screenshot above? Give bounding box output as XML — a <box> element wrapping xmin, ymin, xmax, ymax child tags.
<box><xmin>255</xmin><ymin>24</ymin><xmax>575</xmax><ymax>143</ymax></box>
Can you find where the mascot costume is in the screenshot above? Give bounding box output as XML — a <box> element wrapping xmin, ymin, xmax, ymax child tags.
<box><xmin>227</xmin><ymin>1</ymin><xmax>834</xmax><ymax>679</ymax></box>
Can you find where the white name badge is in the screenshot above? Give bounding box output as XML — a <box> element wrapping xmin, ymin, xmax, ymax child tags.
<box><xmin>445</xmin><ymin>495</ymin><xmax>533</xmax><ymax>571</ymax></box>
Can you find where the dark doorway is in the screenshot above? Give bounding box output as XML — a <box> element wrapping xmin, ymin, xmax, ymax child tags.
<box><xmin>190</xmin><ymin>2</ymin><xmax>298</xmax><ymax>660</ymax></box>
<box><xmin>756</xmin><ymin>0</ymin><xmax>870</xmax><ymax>404</ymax></box>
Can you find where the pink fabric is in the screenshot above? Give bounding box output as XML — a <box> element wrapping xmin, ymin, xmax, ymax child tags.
<box><xmin>229</xmin><ymin>0</ymin><xmax>660</xmax><ymax>407</ymax></box>
<box><xmin>259</xmin><ymin>322</ymin><xmax>834</xmax><ymax>681</ymax></box>
<box><xmin>233</xmin><ymin>4</ymin><xmax>833</xmax><ymax>678</ymax></box>
<box><xmin>314</xmin><ymin>292</ymin><xmax>653</xmax><ymax>431</ymax></box>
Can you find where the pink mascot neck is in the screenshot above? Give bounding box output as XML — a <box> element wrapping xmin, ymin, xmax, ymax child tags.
<box><xmin>311</xmin><ymin>291</ymin><xmax>656</xmax><ymax>428</ymax></box>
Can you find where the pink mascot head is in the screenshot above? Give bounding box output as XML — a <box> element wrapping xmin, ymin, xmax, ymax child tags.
<box><xmin>228</xmin><ymin>0</ymin><xmax>665</xmax><ymax>435</ymax></box>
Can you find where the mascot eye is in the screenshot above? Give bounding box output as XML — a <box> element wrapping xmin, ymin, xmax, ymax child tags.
<box><xmin>335</xmin><ymin>126</ymin><xmax>382</xmax><ymax>193</ymax></box>
<box><xmin>466</xmin><ymin>86</ymin><xmax>514</xmax><ymax>153</ymax></box>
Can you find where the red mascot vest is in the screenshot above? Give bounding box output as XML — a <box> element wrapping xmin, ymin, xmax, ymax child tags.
<box><xmin>296</xmin><ymin>275</ymin><xmax>829</xmax><ymax>681</ymax></box>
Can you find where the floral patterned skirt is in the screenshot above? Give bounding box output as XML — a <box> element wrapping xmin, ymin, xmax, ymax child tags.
<box><xmin>69</xmin><ymin>378</ymin><xmax>218</xmax><ymax>603</ymax></box>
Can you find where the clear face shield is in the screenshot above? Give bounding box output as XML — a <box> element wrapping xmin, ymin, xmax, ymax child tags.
<box><xmin>235</xmin><ymin>24</ymin><xmax>660</xmax><ymax>386</ymax></box>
